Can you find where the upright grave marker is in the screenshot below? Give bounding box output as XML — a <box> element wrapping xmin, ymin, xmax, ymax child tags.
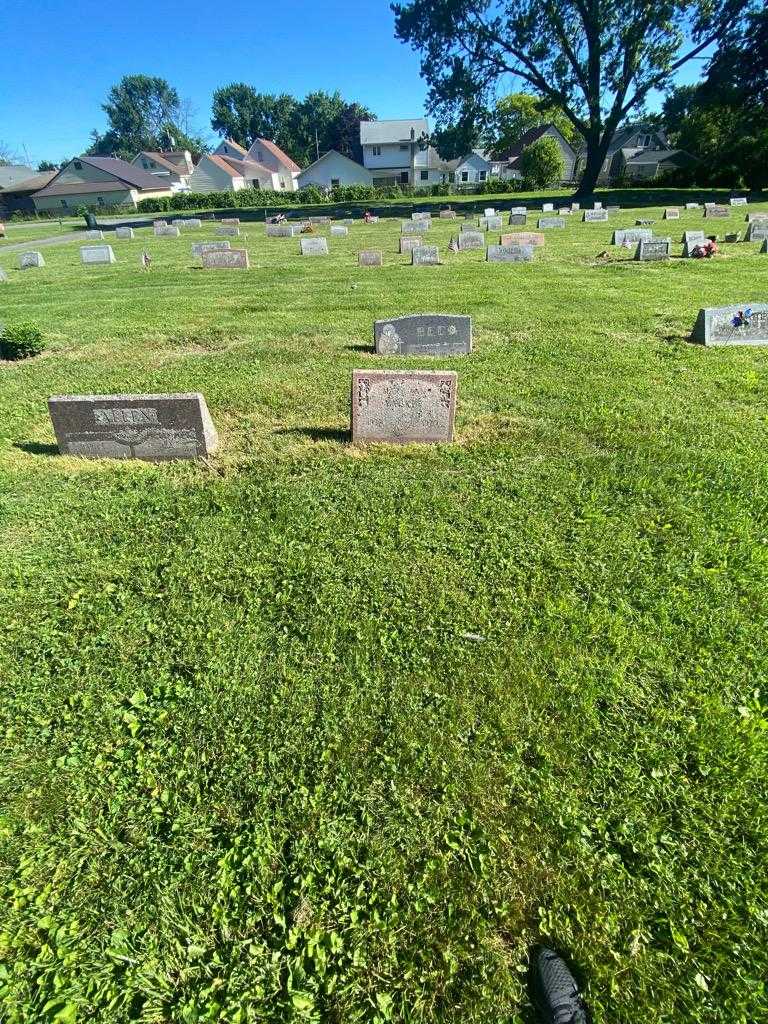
<box><xmin>80</xmin><ymin>245</ymin><xmax>116</xmax><ymax>265</ymax></box>
<box><xmin>301</xmin><ymin>237</ymin><xmax>329</xmax><ymax>256</ymax></box>
<box><xmin>542</xmin><ymin>203</ymin><xmax>554</xmax><ymax>212</ymax></box>
<box><xmin>729</xmin><ymin>197</ymin><xmax>748</xmax><ymax>206</ymax></box>
<box><xmin>358</xmin><ymin>250</ymin><xmax>383</xmax><ymax>267</ymax></box>
<box><xmin>47</xmin><ymin>393</ymin><xmax>219</xmax><ymax>460</ymax></box>
<box><xmin>19</xmin><ymin>252</ymin><xmax>44</xmax><ymax>269</ymax></box>
<box><xmin>479</xmin><ymin>215</ymin><xmax>503</xmax><ymax>231</ymax></box>
<box><xmin>401</xmin><ymin>221</ymin><xmax>429</xmax><ymax>234</ymax></box>
<box><xmin>266</xmin><ymin>223</ymin><xmax>299</xmax><ymax>237</ymax></box>
<box><xmin>85</xmin><ymin>229</ymin><xmax>104</xmax><ymax>240</ymax></box>
<box><xmin>486</xmin><ymin>243</ymin><xmax>534</xmax><ymax>262</ymax></box>
<box><xmin>538</xmin><ymin>217</ymin><xmax>566</xmax><ymax>229</ymax></box>
<box><xmin>439</xmin><ymin>209</ymin><xmax>457</xmax><ymax>219</ymax></box>
<box><xmin>400</xmin><ymin>236</ymin><xmax>420</xmax><ymax>254</ymax></box>
<box><xmin>500</xmin><ymin>231</ymin><xmax>544</xmax><ymax>247</ymax></box>
<box><xmin>583</xmin><ymin>210</ymin><xmax>608</xmax><ymax>222</ymax></box>
<box><xmin>635</xmin><ymin>238</ymin><xmax>671</xmax><ymax>261</ymax></box>
<box><xmin>508</xmin><ymin>213</ymin><xmax>527</xmax><ymax>225</ymax></box>
<box><xmin>457</xmin><ymin>231</ymin><xmax>485</xmax><ymax>250</ymax></box>
<box><xmin>115</xmin><ymin>227</ymin><xmax>134</xmax><ymax>240</ymax></box>
<box><xmin>412</xmin><ymin>245</ymin><xmax>440</xmax><ymax>266</ymax></box>
<box><xmin>683</xmin><ymin>230</ymin><xmax>706</xmax><ymax>246</ymax></box>
<box><xmin>693</xmin><ymin>304</ymin><xmax>768</xmax><ymax>346</ymax></box>
<box><xmin>685</xmin><ymin>202</ymin><xmax>700</xmax><ymax>209</ymax></box>
<box><xmin>612</xmin><ymin>228</ymin><xmax>652</xmax><ymax>246</ymax></box>
<box><xmin>351</xmin><ymin>370</ymin><xmax>458</xmax><ymax>444</ymax></box>
<box><xmin>330</xmin><ymin>225</ymin><xmax>348</xmax><ymax>236</ymax></box>
<box><xmin>412</xmin><ymin>212</ymin><xmax>432</xmax><ymax>221</ymax></box>
<box><xmin>664</xmin><ymin>208</ymin><xmax>680</xmax><ymax>219</ymax></box>
<box><xmin>746</xmin><ymin>222</ymin><xmax>768</xmax><ymax>242</ymax></box>
<box><xmin>201</xmin><ymin>249</ymin><xmax>249</xmax><ymax>270</ymax></box>
<box><xmin>155</xmin><ymin>225</ymin><xmax>180</xmax><ymax>237</ymax></box>
<box><xmin>192</xmin><ymin>241</ymin><xmax>231</xmax><ymax>257</ymax></box>
<box><xmin>221</xmin><ymin>218</ymin><xmax>240</xmax><ymax>225</ymax></box>
<box><xmin>374</xmin><ymin>314</ymin><xmax>471</xmax><ymax>356</ymax></box>
<box><xmin>705</xmin><ymin>205</ymin><xmax>729</xmax><ymax>218</ymax></box>
<box><xmin>216</xmin><ymin>225</ymin><xmax>240</xmax><ymax>237</ymax></box>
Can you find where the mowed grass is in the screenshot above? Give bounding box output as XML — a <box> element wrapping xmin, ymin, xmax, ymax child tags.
<box><xmin>0</xmin><ymin>198</ymin><xmax>767</xmax><ymax>1024</ymax></box>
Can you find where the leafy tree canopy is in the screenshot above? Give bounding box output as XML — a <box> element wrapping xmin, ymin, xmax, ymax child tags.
<box><xmin>393</xmin><ymin>0</ymin><xmax>749</xmax><ymax>194</ymax></box>
<box><xmin>494</xmin><ymin>93</ymin><xmax>577</xmax><ymax>153</ymax></box>
<box><xmin>519</xmin><ymin>135</ymin><xmax>565</xmax><ymax>187</ymax></box>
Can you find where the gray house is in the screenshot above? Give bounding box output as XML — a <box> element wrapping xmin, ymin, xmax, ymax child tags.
<box><xmin>574</xmin><ymin>124</ymin><xmax>695</xmax><ymax>183</ymax></box>
<box><xmin>495</xmin><ymin>124</ymin><xmax>577</xmax><ymax>183</ymax></box>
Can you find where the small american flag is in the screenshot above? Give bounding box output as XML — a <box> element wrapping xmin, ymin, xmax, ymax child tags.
<box><xmin>448</xmin><ymin>236</ymin><xmax>459</xmax><ymax>253</ymax></box>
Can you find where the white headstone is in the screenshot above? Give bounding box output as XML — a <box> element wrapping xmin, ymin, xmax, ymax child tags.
<box><xmin>115</xmin><ymin>227</ymin><xmax>134</xmax><ymax>240</ymax></box>
<box><xmin>19</xmin><ymin>251</ymin><xmax>45</xmax><ymax>269</ymax></box>
<box><xmin>301</xmin><ymin>237</ymin><xmax>329</xmax><ymax>256</ymax></box>
<box><xmin>80</xmin><ymin>245</ymin><xmax>116</xmax><ymax>265</ymax></box>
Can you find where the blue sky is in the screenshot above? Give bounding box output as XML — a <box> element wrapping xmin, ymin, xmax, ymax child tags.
<box><xmin>3</xmin><ymin>0</ymin><xmax>708</xmax><ymax>167</ymax></box>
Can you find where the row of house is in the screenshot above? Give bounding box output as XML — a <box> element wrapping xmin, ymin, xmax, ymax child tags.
<box><xmin>0</xmin><ymin>120</ymin><xmax>692</xmax><ymax>216</ymax></box>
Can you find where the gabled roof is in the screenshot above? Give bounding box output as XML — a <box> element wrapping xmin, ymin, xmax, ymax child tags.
<box><xmin>34</xmin><ymin>156</ymin><xmax>171</xmax><ymax>196</ymax></box>
<box><xmin>203</xmin><ymin>154</ymin><xmax>273</xmax><ymax>180</ymax></box>
<box><xmin>494</xmin><ymin>124</ymin><xmax>573</xmax><ymax>161</ymax></box>
<box><xmin>624</xmin><ymin>148</ymin><xmax>685</xmax><ymax>166</ymax></box>
<box><xmin>204</xmin><ymin>154</ymin><xmax>244</xmax><ymax>179</ymax></box>
<box><xmin>217</xmin><ymin>139</ymin><xmax>249</xmax><ymax>157</ymax></box>
<box><xmin>0</xmin><ymin>171</ymin><xmax>56</xmax><ymax>194</ymax></box>
<box><xmin>297</xmin><ymin>150</ymin><xmax>372</xmax><ymax>179</ymax></box>
<box><xmin>0</xmin><ymin>164</ymin><xmax>35</xmax><ymax>189</ymax></box>
<box><xmin>251</xmin><ymin>139</ymin><xmax>300</xmax><ymax>172</ymax></box>
<box><xmin>606</xmin><ymin>124</ymin><xmax>669</xmax><ymax>153</ymax></box>
<box><xmin>360</xmin><ymin>118</ymin><xmax>429</xmax><ymax>145</ymax></box>
<box><xmin>136</xmin><ymin>151</ymin><xmax>185</xmax><ymax>175</ymax></box>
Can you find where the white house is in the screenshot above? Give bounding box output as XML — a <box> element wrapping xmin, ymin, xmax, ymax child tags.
<box><xmin>187</xmin><ymin>153</ymin><xmax>275</xmax><ymax>193</ymax></box>
<box><xmin>296</xmin><ymin>151</ymin><xmax>372</xmax><ymax>189</ymax></box>
<box><xmin>245</xmin><ymin>139</ymin><xmax>300</xmax><ymax>191</ymax></box>
<box><xmin>446</xmin><ymin>151</ymin><xmax>496</xmax><ymax>186</ymax></box>
<box><xmin>497</xmin><ymin>124</ymin><xmax>577</xmax><ymax>183</ymax></box>
<box><xmin>130</xmin><ymin>150</ymin><xmax>195</xmax><ymax>190</ymax></box>
<box><xmin>32</xmin><ymin>156</ymin><xmax>175</xmax><ymax>212</ymax></box>
<box><xmin>360</xmin><ymin>118</ymin><xmax>442</xmax><ymax>186</ymax></box>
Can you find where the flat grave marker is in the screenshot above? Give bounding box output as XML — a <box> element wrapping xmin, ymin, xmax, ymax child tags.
<box><xmin>374</xmin><ymin>314</ymin><xmax>471</xmax><ymax>356</ymax></box>
<box><xmin>85</xmin><ymin>229</ymin><xmax>103</xmax><ymax>240</ymax></box>
<box><xmin>693</xmin><ymin>304</ymin><xmax>768</xmax><ymax>346</ymax></box>
<box><xmin>201</xmin><ymin>248</ymin><xmax>249</xmax><ymax>270</ymax></box>
<box><xmin>330</xmin><ymin>225</ymin><xmax>348</xmax><ymax>236</ymax></box>
<box><xmin>80</xmin><ymin>245</ymin><xmax>116</xmax><ymax>265</ymax></box>
<box><xmin>216</xmin><ymin>225</ymin><xmax>240</xmax><ymax>237</ymax></box>
<box><xmin>351</xmin><ymin>369</ymin><xmax>458</xmax><ymax>445</ymax></box>
<box><xmin>48</xmin><ymin>393</ymin><xmax>218</xmax><ymax>461</ymax></box>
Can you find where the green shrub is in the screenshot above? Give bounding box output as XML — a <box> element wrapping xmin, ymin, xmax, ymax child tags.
<box><xmin>0</xmin><ymin>321</ymin><xmax>45</xmax><ymax>360</ymax></box>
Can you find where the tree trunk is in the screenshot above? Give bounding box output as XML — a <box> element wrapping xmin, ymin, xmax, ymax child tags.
<box><xmin>575</xmin><ymin>139</ymin><xmax>605</xmax><ymax>197</ymax></box>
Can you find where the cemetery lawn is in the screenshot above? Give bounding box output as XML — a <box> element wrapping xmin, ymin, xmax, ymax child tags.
<box><xmin>1</xmin><ymin>199</ymin><xmax>767</xmax><ymax>1024</ymax></box>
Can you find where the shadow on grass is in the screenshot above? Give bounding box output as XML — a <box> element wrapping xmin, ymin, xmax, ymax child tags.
<box><xmin>14</xmin><ymin>441</ymin><xmax>59</xmax><ymax>456</ymax></box>
<box><xmin>274</xmin><ymin>426</ymin><xmax>348</xmax><ymax>443</ymax></box>
<box><xmin>344</xmin><ymin>343</ymin><xmax>371</xmax><ymax>353</ymax></box>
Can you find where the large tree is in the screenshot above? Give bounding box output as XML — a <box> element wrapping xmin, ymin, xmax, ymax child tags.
<box><xmin>494</xmin><ymin>92</ymin><xmax>577</xmax><ymax>153</ymax></box>
<box><xmin>211</xmin><ymin>86</ymin><xmax>298</xmax><ymax>151</ymax></box>
<box><xmin>393</xmin><ymin>0</ymin><xmax>747</xmax><ymax>195</ymax></box>
<box><xmin>89</xmin><ymin>75</ymin><xmax>207</xmax><ymax>159</ymax></box>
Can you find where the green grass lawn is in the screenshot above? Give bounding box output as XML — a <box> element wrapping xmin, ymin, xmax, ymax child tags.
<box><xmin>1</xmin><ymin>196</ymin><xmax>767</xmax><ymax>1024</ymax></box>
<box><xmin>0</xmin><ymin>221</ymin><xmax>82</xmax><ymax>246</ymax></box>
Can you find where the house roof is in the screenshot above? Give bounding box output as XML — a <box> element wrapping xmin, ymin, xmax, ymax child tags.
<box><xmin>604</xmin><ymin>124</ymin><xmax>669</xmax><ymax>154</ymax></box>
<box><xmin>0</xmin><ymin>171</ymin><xmax>56</xmax><ymax>194</ymax></box>
<box><xmin>494</xmin><ymin>124</ymin><xmax>570</xmax><ymax>161</ymax></box>
<box><xmin>624</xmin><ymin>149</ymin><xmax>684</xmax><ymax>166</ymax></box>
<box><xmin>297</xmin><ymin>150</ymin><xmax>372</xmax><ymax>179</ymax></box>
<box><xmin>33</xmin><ymin>180</ymin><xmax>134</xmax><ymax>197</ymax></box>
<box><xmin>252</xmin><ymin>139</ymin><xmax>300</xmax><ymax>172</ymax></box>
<box><xmin>136</xmin><ymin>151</ymin><xmax>185</xmax><ymax>174</ymax></box>
<box><xmin>0</xmin><ymin>164</ymin><xmax>35</xmax><ymax>189</ymax></box>
<box><xmin>220</xmin><ymin>155</ymin><xmax>274</xmax><ymax>178</ymax></box>
<box><xmin>218</xmin><ymin>139</ymin><xmax>249</xmax><ymax>157</ymax></box>
<box><xmin>360</xmin><ymin>118</ymin><xmax>429</xmax><ymax>145</ymax></box>
<box><xmin>35</xmin><ymin>155</ymin><xmax>174</xmax><ymax>197</ymax></box>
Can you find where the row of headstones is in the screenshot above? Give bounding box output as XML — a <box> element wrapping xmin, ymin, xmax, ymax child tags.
<box><xmin>41</xmin><ymin>304</ymin><xmax>768</xmax><ymax>460</ymax></box>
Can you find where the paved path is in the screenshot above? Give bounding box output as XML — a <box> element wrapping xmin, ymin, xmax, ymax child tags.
<box><xmin>0</xmin><ymin>231</ymin><xmax>87</xmax><ymax>253</ymax></box>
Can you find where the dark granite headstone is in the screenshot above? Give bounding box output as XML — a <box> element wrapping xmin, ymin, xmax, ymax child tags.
<box><xmin>508</xmin><ymin>213</ymin><xmax>527</xmax><ymax>225</ymax></box>
<box><xmin>351</xmin><ymin>370</ymin><xmax>458</xmax><ymax>444</ymax></box>
<box><xmin>373</xmin><ymin>314</ymin><xmax>471</xmax><ymax>356</ymax></box>
<box><xmin>635</xmin><ymin>238</ymin><xmax>671</xmax><ymax>261</ymax></box>
<box><xmin>48</xmin><ymin>393</ymin><xmax>218</xmax><ymax>460</ymax></box>
<box><xmin>693</xmin><ymin>304</ymin><xmax>768</xmax><ymax>346</ymax></box>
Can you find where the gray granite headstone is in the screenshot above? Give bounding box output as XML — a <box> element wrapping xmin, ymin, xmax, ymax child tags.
<box><xmin>301</xmin><ymin>237</ymin><xmax>329</xmax><ymax>256</ymax></box>
<box><xmin>85</xmin><ymin>229</ymin><xmax>104</xmax><ymax>240</ymax></box>
<box><xmin>412</xmin><ymin>245</ymin><xmax>439</xmax><ymax>266</ymax></box>
<box><xmin>221</xmin><ymin>218</ymin><xmax>240</xmax><ymax>225</ymax></box>
<box><xmin>705</xmin><ymin>205</ymin><xmax>729</xmax><ymax>218</ymax></box>
<box><xmin>309</xmin><ymin>216</ymin><xmax>331</xmax><ymax>225</ymax></box>
<box><xmin>400</xmin><ymin>236</ymin><xmax>420</xmax><ymax>254</ymax></box>
<box><xmin>351</xmin><ymin>369</ymin><xmax>458</xmax><ymax>444</ymax></box>
<box><xmin>612</xmin><ymin>228</ymin><xmax>652</xmax><ymax>246</ymax></box>
<box><xmin>683</xmin><ymin>230</ymin><xmax>706</xmax><ymax>247</ymax></box>
<box><xmin>486</xmin><ymin>243</ymin><xmax>534</xmax><ymax>262</ymax></box>
<box><xmin>542</xmin><ymin>203</ymin><xmax>554</xmax><ymax>212</ymax></box>
<box><xmin>155</xmin><ymin>225</ymin><xmax>181</xmax><ymax>237</ymax></box>
<box><xmin>153</xmin><ymin>220</ymin><xmax>167</xmax><ymax>228</ymax></box>
<box><xmin>115</xmin><ymin>227</ymin><xmax>134</xmax><ymax>240</ymax></box>
<box><xmin>457</xmin><ymin>231</ymin><xmax>485</xmax><ymax>250</ymax></box>
<box><xmin>358</xmin><ymin>250</ymin><xmax>383</xmax><ymax>266</ymax></box>
<box><xmin>192</xmin><ymin>241</ymin><xmax>232</xmax><ymax>257</ymax></box>
<box><xmin>48</xmin><ymin>393</ymin><xmax>218</xmax><ymax>460</ymax></box>
<box><xmin>266</xmin><ymin>223</ymin><xmax>299</xmax><ymax>237</ymax></box>
<box><xmin>606</xmin><ymin>206</ymin><xmax>621</xmax><ymax>215</ymax></box>
<box><xmin>593</xmin><ymin>202</ymin><xmax>602</xmax><ymax>209</ymax></box>
<box><xmin>201</xmin><ymin>248</ymin><xmax>249</xmax><ymax>269</ymax></box>
<box><xmin>685</xmin><ymin>203</ymin><xmax>700</xmax><ymax>209</ymax></box>
<box><xmin>664</xmin><ymin>208</ymin><xmax>680</xmax><ymax>219</ymax></box>
<box><xmin>439</xmin><ymin>210</ymin><xmax>457</xmax><ymax>219</ymax></box>
<box><xmin>508</xmin><ymin>213</ymin><xmax>527</xmax><ymax>225</ymax></box>
<box><xmin>19</xmin><ymin>251</ymin><xmax>44</xmax><ymax>269</ymax></box>
<box><xmin>216</xmin><ymin>225</ymin><xmax>240</xmax><ymax>237</ymax></box>
<box><xmin>745</xmin><ymin>213</ymin><xmax>768</xmax><ymax>223</ymax></box>
<box><xmin>730</xmin><ymin>197</ymin><xmax>748</xmax><ymax>206</ymax></box>
<box><xmin>412</xmin><ymin>212</ymin><xmax>432</xmax><ymax>221</ymax></box>
<box><xmin>500</xmin><ymin>231</ymin><xmax>544</xmax><ymax>247</ymax></box>
<box><xmin>693</xmin><ymin>304</ymin><xmax>768</xmax><ymax>345</ymax></box>
<box><xmin>746</xmin><ymin>223</ymin><xmax>768</xmax><ymax>242</ymax></box>
<box><xmin>330</xmin><ymin>225</ymin><xmax>348</xmax><ymax>236</ymax></box>
<box><xmin>173</xmin><ymin>218</ymin><xmax>202</xmax><ymax>229</ymax></box>
<box><xmin>401</xmin><ymin>221</ymin><xmax>429</xmax><ymax>234</ymax></box>
<box><xmin>583</xmin><ymin>210</ymin><xmax>608</xmax><ymax>222</ymax></box>
<box><xmin>538</xmin><ymin>217</ymin><xmax>565</xmax><ymax>229</ymax></box>
<box><xmin>510</xmin><ymin>207</ymin><xmax>528</xmax><ymax>215</ymax></box>
<box><xmin>479</xmin><ymin>215</ymin><xmax>503</xmax><ymax>231</ymax></box>
<box><xmin>635</xmin><ymin>238</ymin><xmax>671</xmax><ymax>261</ymax></box>
<box><xmin>374</xmin><ymin>314</ymin><xmax>471</xmax><ymax>356</ymax></box>
<box><xmin>80</xmin><ymin>245</ymin><xmax>116</xmax><ymax>265</ymax></box>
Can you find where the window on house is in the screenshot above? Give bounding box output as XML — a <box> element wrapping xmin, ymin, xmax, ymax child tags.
<box><xmin>60</xmin><ymin>199</ymin><xmax>67</xmax><ymax>208</ymax></box>
<box><xmin>639</xmin><ymin>134</ymin><xmax>652</xmax><ymax>148</ymax></box>
<box><xmin>399</xmin><ymin>171</ymin><xmax>409</xmax><ymax>184</ymax></box>
<box><xmin>252</xmin><ymin>180</ymin><xmax>261</xmax><ymax>189</ymax></box>
<box><xmin>420</xmin><ymin>170</ymin><xmax>428</xmax><ymax>181</ymax></box>
<box><xmin>257</xmin><ymin>151</ymin><xmax>263</xmax><ymax>161</ymax></box>
<box><xmin>74</xmin><ymin>160</ymin><xmax>82</xmax><ymax>170</ymax></box>
<box><xmin>479</xmin><ymin>170</ymin><xmax>487</xmax><ymax>181</ymax></box>
<box><xmin>399</xmin><ymin>144</ymin><xmax>409</xmax><ymax>151</ymax></box>
<box><xmin>331</xmin><ymin>178</ymin><xmax>340</xmax><ymax>187</ymax></box>
<box><xmin>223</xmin><ymin>145</ymin><xmax>229</xmax><ymax>153</ymax></box>
<box><xmin>97</xmin><ymin>196</ymin><xmax>105</xmax><ymax>205</ymax></box>
<box><xmin>143</xmin><ymin>161</ymin><xmax>149</xmax><ymax>169</ymax></box>
<box><xmin>461</xmin><ymin>171</ymin><xmax>469</xmax><ymax>182</ymax></box>
<box><xmin>372</xmin><ymin>145</ymin><xmax>381</xmax><ymax>156</ymax></box>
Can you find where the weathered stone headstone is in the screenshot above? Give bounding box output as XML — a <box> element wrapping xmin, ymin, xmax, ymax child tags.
<box><xmin>693</xmin><ymin>304</ymin><xmax>768</xmax><ymax>345</ymax></box>
<box><xmin>486</xmin><ymin>243</ymin><xmax>534</xmax><ymax>262</ymax></box>
<box><xmin>401</xmin><ymin>221</ymin><xmax>429</xmax><ymax>234</ymax></box>
<box><xmin>439</xmin><ymin>209</ymin><xmax>457</xmax><ymax>219</ymax></box>
<box><xmin>483</xmin><ymin>208</ymin><xmax>496</xmax><ymax>216</ymax></box>
<box><xmin>412</xmin><ymin>212</ymin><xmax>432</xmax><ymax>221</ymax></box>
<box><xmin>683</xmin><ymin>230</ymin><xmax>706</xmax><ymax>247</ymax></box>
<box><xmin>85</xmin><ymin>229</ymin><xmax>104</xmax><ymax>240</ymax></box>
<box><xmin>583</xmin><ymin>210</ymin><xmax>608</xmax><ymax>222</ymax></box>
<box><xmin>412</xmin><ymin>245</ymin><xmax>440</xmax><ymax>266</ymax></box>
<box><xmin>606</xmin><ymin>206</ymin><xmax>621</xmax><ymax>215</ymax></box>
<box><xmin>612</xmin><ymin>228</ymin><xmax>652</xmax><ymax>246</ymax></box>
<box><xmin>155</xmin><ymin>225</ymin><xmax>181</xmax><ymax>237</ymax></box>
<box><xmin>309</xmin><ymin>216</ymin><xmax>331</xmax><ymax>225</ymax></box>
<box><xmin>635</xmin><ymin>238</ymin><xmax>671</xmax><ymax>261</ymax></box>
<box><xmin>221</xmin><ymin>218</ymin><xmax>240</xmax><ymax>225</ymax></box>
<box><xmin>542</xmin><ymin>203</ymin><xmax>554</xmax><ymax>212</ymax></box>
<box><xmin>48</xmin><ymin>393</ymin><xmax>219</xmax><ymax>460</ymax></box>
<box><xmin>216</xmin><ymin>225</ymin><xmax>240</xmax><ymax>237</ymax></box>
<box><xmin>593</xmin><ymin>202</ymin><xmax>602</xmax><ymax>209</ymax></box>
<box><xmin>510</xmin><ymin>207</ymin><xmax>528</xmax><ymax>215</ymax></box>
<box><xmin>724</xmin><ymin>232</ymin><xmax>741</xmax><ymax>243</ymax></box>
<box><xmin>729</xmin><ymin>197</ymin><xmax>748</xmax><ymax>206</ymax></box>
<box><xmin>301</xmin><ymin>237</ymin><xmax>329</xmax><ymax>256</ymax></box>
<box><xmin>457</xmin><ymin>231</ymin><xmax>484</xmax><ymax>250</ymax></box>
<box><xmin>330</xmin><ymin>225</ymin><xmax>348</xmax><ymax>236</ymax></box>
<box><xmin>745</xmin><ymin>212</ymin><xmax>768</xmax><ymax>222</ymax></box>
<box><xmin>705</xmin><ymin>205</ymin><xmax>729</xmax><ymax>218</ymax></box>
<box><xmin>115</xmin><ymin>227</ymin><xmax>134</xmax><ymax>240</ymax></box>
<box><xmin>202</xmin><ymin>248</ymin><xmax>249</xmax><ymax>269</ymax></box>
<box><xmin>508</xmin><ymin>213</ymin><xmax>527</xmax><ymax>225</ymax></box>
<box><xmin>153</xmin><ymin>220</ymin><xmax>167</xmax><ymax>228</ymax></box>
<box><xmin>351</xmin><ymin>370</ymin><xmax>458</xmax><ymax>444</ymax></box>
<box><xmin>538</xmin><ymin>217</ymin><xmax>565</xmax><ymax>229</ymax></box>
<box><xmin>558</xmin><ymin>207</ymin><xmax>572</xmax><ymax>215</ymax></box>
<box><xmin>374</xmin><ymin>314</ymin><xmax>471</xmax><ymax>356</ymax></box>
<box><xmin>19</xmin><ymin>251</ymin><xmax>44</xmax><ymax>269</ymax></box>
<box><xmin>746</xmin><ymin>222</ymin><xmax>768</xmax><ymax>242</ymax></box>
<box><xmin>479</xmin><ymin>215</ymin><xmax>503</xmax><ymax>231</ymax></box>
<box><xmin>571</xmin><ymin>203</ymin><xmax>581</xmax><ymax>211</ymax></box>
<box><xmin>173</xmin><ymin>218</ymin><xmax>202</xmax><ymax>229</ymax></box>
<box><xmin>664</xmin><ymin>208</ymin><xmax>680</xmax><ymax>219</ymax></box>
<box><xmin>266</xmin><ymin>223</ymin><xmax>299</xmax><ymax>237</ymax></box>
<box><xmin>400</xmin><ymin>236</ymin><xmax>420</xmax><ymax>254</ymax></box>
<box><xmin>685</xmin><ymin>202</ymin><xmax>700</xmax><ymax>209</ymax></box>
<box><xmin>500</xmin><ymin>231</ymin><xmax>544</xmax><ymax>247</ymax></box>
<box><xmin>358</xmin><ymin>250</ymin><xmax>383</xmax><ymax>267</ymax></box>
<box><xmin>339</xmin><ymin>219</ymin><xmax>355</xmax><ymax>226</ymax></box>
<box><xmin>192</xmin><ymin>241</ymin><xmax>231</xmax><ymax>257</ymax></box>
<box><xmin>80</xmin><ymin>245</ymin><xmax>116</xmax><ymax>265</ymax></box>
